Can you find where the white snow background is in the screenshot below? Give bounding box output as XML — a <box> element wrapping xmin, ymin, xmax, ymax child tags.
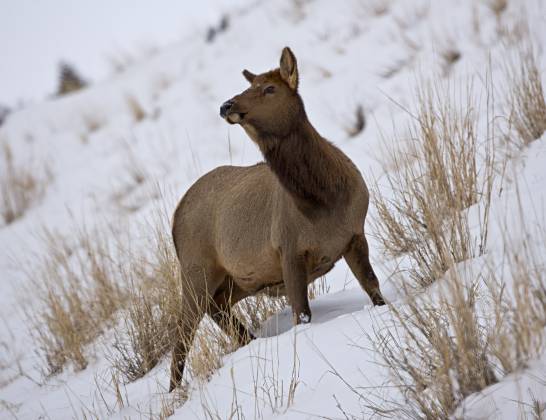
<box><xmin>1</xmin><ymin>0</ymin><xmax>545</xmax><ymax>418</ymax></box>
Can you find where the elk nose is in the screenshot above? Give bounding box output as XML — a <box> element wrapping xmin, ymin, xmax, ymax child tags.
<box><xmin>220</xmin><ymin>100</ymin><xmax>234</xmax><ymax>118</ymax></box>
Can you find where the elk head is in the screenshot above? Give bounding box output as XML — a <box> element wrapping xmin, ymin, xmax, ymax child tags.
<box><xmin>220</xmin><ymin>47</ymin><xmax>306</xmax><ymax>140</ymax></box>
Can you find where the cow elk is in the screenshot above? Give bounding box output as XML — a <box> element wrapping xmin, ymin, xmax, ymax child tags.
<box><xmin>169</xmin><ymin>47</ymin><xmax>385</xmax><ymax>391</ymax></box>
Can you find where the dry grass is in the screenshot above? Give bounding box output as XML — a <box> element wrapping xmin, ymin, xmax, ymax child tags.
<box><xmin>105</xmin><ymin>44</ymin><xmax>159</xmax><ymax>74</ymax></box>
<box><xmin>107</xmin><ymin>213</ymin><xmax>218</xmax><ymax>385</ymax></box>
<box><xmin>372</xmin><ymin>269</ymin><xmax>497</xmax><ymax>419</ymax></box>
<box><xmin>110</xmin><ymin>143</ymin><xmax>155</xmax><ymax>213</ymax></box>
<box><xmin>371</xmin><ymin>80</ymin><xmax>494</xmax><ymax>287</ymax></box>
<box><xmin>57</xmin><ymin>62</ymin><xmax>87</xmax><ymax>96</ymax></box>
<box><xmin>206</xmin><ymin>15</ymin><xmax>230</xmax><ymax>43</ymax></box>
<box><xmin>439</xmin><ymin>40</ymin><xmax>461</xmax><ymax>76</ymax></box>
<box><xmin>0</xmin><ymin>322</ymin><xmax>24</xmax><ymax>389</ymax></box>
<box><xmin>486</xmin><ymin>0</ymin><xmax>508</xmax><ymax>20</ymax></box>
<box><xmin>379</xmin><ymin>58</ymin><xmax>409</xmax><ymax>79</ymax></box>
<box><xmin>360</xmin><ymin>0</ymin><xmax>391</xmax><ymax>17</ymax></box>
<box><xmin>24</xmin><ymin>205</ymin><xmax>178</xmax><ymax>382</ymax></box>
<box><xmin>308</xmin><ymin>275</ymin><xmax>330</xmax><ymax>301</ymax></box>
<box><xmin>529</xmin><ymin>393</ymin><xmax>546</xmax><ymax>420</ymax></box>
<box><xmin>0</xmin><ymin>144</ymin><xmax>50</xmax><ymax>226</ymax></box>
<box><xmin>25</xmin><ymin>226</ymin><xmax>127</xmax><ymax>375</ymax></box>
<box><xmin>126</xmin><ymin>95</ymin><xmax>146</xmax><ymax>122</ymax></box>
<box><xmin>364</xmin><ymin>63</ymin><xmax>545</xmax><ymax>417</ymax></box>
<box><xmin>498</xmin><ymin>14</ymin><xmax>529</xmax><ymax>45</ymax></box>
<box><xmin>365</xmin><ymin>180</ymin><xmax>545</xmax><ymax>419</ymax></box>
<box><xmin>485</xmin><ymin>217</ymin><xmax>546</xmax><ymax>374</ymax></box>
<box><xmin>344</xmin><ymin>104</ymin><xmax>366</xmax><ymax>138</ymax></box>
<box><xmin>392</xmin><ymin>1</ymin><xmax>429</xmax><ymax>31</ymax></box>
<box><xmin>107</xmin><ymin>210</ymin><xmax>278</xmax><ymax>386</ymax></box>
<box><xmin>506</xmin><ymin>47</ymin><xmax>546</xmax><ymax>146</ymax></box>
<box><xmin>110</xmin><ymin>288</ymin><xmax>170</xmax><ymax>382</ymax></box>
<box><xmin>371</xmin><ymin>220</ymin><xmax>546</xmax><ymax>419</ymax></box>
<box><xmin>235</xmin><ymin>293</ymin><xmax>287</xmax><ymax>335</ymax></box>
<box><xmin>82</xmin><ymin>113</ymin><xmax>103</xmax><ymax>133</ymax></box>
<box><xmin>124</xmin><ymin>152</ymin><xmax>148</xmax><ymax>187</ymax></box>
<box><xmin>108</xmin><ymin>211</ymin><xmax>180</xmax><ymax>383</ymax></box>
<box><xmin>122</xmin><ymin>146</ymin><xmax>148</xmax><ymax>188</ymax></box>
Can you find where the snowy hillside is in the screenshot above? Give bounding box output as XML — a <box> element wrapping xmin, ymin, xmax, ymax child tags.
<box><xmin>1</xmin><ymin>0</ymin><xmax>546</xmax><ymax>419</ymax></box>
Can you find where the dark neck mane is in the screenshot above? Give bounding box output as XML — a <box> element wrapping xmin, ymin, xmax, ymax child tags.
<box><xmin>260</xmin><ymin>119</ymin><xmax>353</xmax><ymax>208</ymax></box>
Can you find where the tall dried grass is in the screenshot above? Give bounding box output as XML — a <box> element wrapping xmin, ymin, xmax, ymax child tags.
<box><xmin>485</xmin><ymin>212</ymin><xmax>546</xmax><ymax>374</ymax></box>
<box><xmin>506</xmin><ymin>46</ymin><xmax>546</xmax><ymax>146</ymax></box>
<box><xmin>372</xmin><ymin>269</ymin><xmax>497</xmax><ymax>419</ymax></box>
<box><xmin>371</xmin><ymin>80</ymin><xmax>495</xmax><ymax>287</ymax></box>
<box><xmin>25</xmin><ymin>226</ymin><xmax>127</xmax><ymax>374</ymax></box>
<box><xmin>0</xmin><ymin>144</ymin><xmax>50</xmax><ymax>226</ymax></box>
<box><xmin>360</xmin><ymin>0</ymin><xmax>391</xmax><ymax>17</ymax></box>
<box><xmin>365</xmin><ymin>63</ymin><xmax>545</xmax><ymax>418</ymax></box>
<box><xmin>108</xmin><ymin>209</ymin><xmax>180</xmax><ymax>383</ymax></box>
<box><xmin>371</xmin><ymin>219</ymin><xmax>546</xmax><ymax>419</ymax></box>
<box><xmin>126</xmin><ymin>95</ymin><xmax>146</xmax><ymax>122</ymax></box>
<box><xmin>487</xmin><ymin>0</ymin><xmax>508</xmax><ymax>20</ymax></box>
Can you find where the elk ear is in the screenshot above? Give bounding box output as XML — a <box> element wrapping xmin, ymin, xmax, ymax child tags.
<box><xmin>279</xmin><ymin>47</ymin><xmax>298</xmax><ymax>91</ymax></box>
<box><xmin>242</xmin><ymin>69</ymin><xmax>256</xmax><ymax>83</ymax></box>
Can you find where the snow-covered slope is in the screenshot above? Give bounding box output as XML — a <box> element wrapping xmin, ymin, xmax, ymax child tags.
<box><xmin>1</xmin><ymin>0</ymin><xmax>545</xmax><ymax>418</ymax></box>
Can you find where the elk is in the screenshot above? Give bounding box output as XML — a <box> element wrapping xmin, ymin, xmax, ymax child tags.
<box><xmin>169</xmin><ymin>47</ymin><xmax>385</xmax><ymax>391</ymax></box>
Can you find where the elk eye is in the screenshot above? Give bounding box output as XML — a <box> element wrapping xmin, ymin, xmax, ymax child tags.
<box><xmin>263</xmin><ymin>85</ymin><xmax>275</xmax><ymax>95</ymax></box>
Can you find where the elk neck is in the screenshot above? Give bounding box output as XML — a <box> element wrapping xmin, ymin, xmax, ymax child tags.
<box><xmin>259</xmin><ymin>117</ymin><xmax>354</xmax><ymax>209</ymax></box>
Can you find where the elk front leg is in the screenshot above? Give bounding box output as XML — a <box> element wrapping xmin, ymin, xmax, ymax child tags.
<box><xmin>282</xmin><ymin>252</ymin><xmax>311</xmax><ymax>324</ymax></box>
<box><xmin>344</xmin><ymin>234</ymin><xmax>386</xmax><ymax>306</ymax></box>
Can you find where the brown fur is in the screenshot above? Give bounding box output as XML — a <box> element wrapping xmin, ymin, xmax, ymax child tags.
<box><xmin>168</xmin><ymin>47</ymin><xmax>385</xmax><ymax>391</ymax></box>
<box><xmin>261</xmin><ymin>120</ymin><xmax>352</xmax><ymax>208</ymax></box>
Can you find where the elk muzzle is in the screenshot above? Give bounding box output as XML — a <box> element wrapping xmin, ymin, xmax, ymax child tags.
<box><xmin>220</xmin><ymin>99</ymin><xmax>234</xmax><ymax>118</ymax></box>
<box><xmin>220</xmin><ymin>98</ymin><xmax>246</xmax><ymax>124</ymax></box>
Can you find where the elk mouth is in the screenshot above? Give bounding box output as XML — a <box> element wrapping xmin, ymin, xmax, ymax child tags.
<box><xmin>220</xmin><ymin>99</ymin><xmax>247</xmax><ymax>124</ymax></box>
<box><xmin>226</xmin><ymin>111</ymin><xmax>247</xmax><ymax>124</ymax></box>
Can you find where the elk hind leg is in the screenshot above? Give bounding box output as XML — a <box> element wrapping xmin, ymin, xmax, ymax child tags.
<box><xmin>209</xmin><ymin>277</ymin><xmax>255</xmax><ymax>346</ymax></box>
<box><xmin>169</xmin><ymin>268</ymin><xmax>213</xmax><ymax>392</ymax></box>
<box><xmin>343</xmin><ymin>234</ymin><xmax>386</xmax><ymax>306</ymax></box>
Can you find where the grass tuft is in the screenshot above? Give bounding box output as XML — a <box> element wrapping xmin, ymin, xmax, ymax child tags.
<box><xmin>0</xmin><ymin>144</ymin><xmax>50</xmax><ymax>226</ymax></box>
<box><xmin>506</xmin><ymin>47</ymin><xmax>546</xmax><ymax>146</ymax></box>
<box><xmin>25</xmin><ymin>226</ymin><xmax>126</xmax><ymax>375</ymax></box>
<box><xmin>371</xmin><ymin>80</ymin><xmax>494</xmax><ymax>287</ymax></box>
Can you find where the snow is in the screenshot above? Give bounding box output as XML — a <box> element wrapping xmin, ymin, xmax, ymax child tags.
<box><xmin>0</xmin><ymin>0</ymin><xmax>248</xmax><ymax>107</ymax></box>
<box><xmin>1</xmin><ymin>0</ymin><xmax>546</xmax><ymax>418</ymax></box>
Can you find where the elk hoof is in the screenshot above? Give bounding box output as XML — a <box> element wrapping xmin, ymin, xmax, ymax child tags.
<box><xmin>298</xmin><ymin>313</ymin><xmax>311</xmax><ymax>324</ymax></box>
<box><xmin>372</xmin><ymin>294</ymin><xmax>386</xmax><ymax>306</ymax></box>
